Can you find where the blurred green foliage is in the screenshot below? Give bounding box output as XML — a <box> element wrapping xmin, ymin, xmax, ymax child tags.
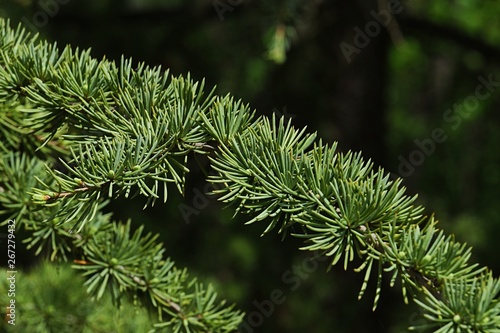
<box><xmin>0</xmin><ymin>263</ymin><xmax>155</xmax><ymax>332</ymax></box>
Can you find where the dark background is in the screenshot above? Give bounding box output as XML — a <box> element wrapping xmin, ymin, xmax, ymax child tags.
<box><xmin>2</xmin><ymin>0</ymin><xmax>500</xmax><ymax>332</ymax></box>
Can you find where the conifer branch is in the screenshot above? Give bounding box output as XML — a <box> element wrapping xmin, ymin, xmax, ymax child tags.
<box><xmin>1</xmin><ymin>17</ymin><xmax>500</xmax><ymax>332</ymax></box>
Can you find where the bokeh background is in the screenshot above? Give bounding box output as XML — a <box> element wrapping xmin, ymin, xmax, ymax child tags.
<box><xmin>1</xmin><ymin>0</ymin><xmax>500</xmax><ymax>332</ymax></box>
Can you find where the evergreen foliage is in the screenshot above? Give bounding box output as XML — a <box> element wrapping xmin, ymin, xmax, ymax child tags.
<box><xmin>0</xmin><ymin>263</ymin><xmax>155</xmax><ymax>332</ymax></box>
<box><xmin>1</xmin><ymin>17</ymin><xmax>499</xmax><ymax>332</ymax></box>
